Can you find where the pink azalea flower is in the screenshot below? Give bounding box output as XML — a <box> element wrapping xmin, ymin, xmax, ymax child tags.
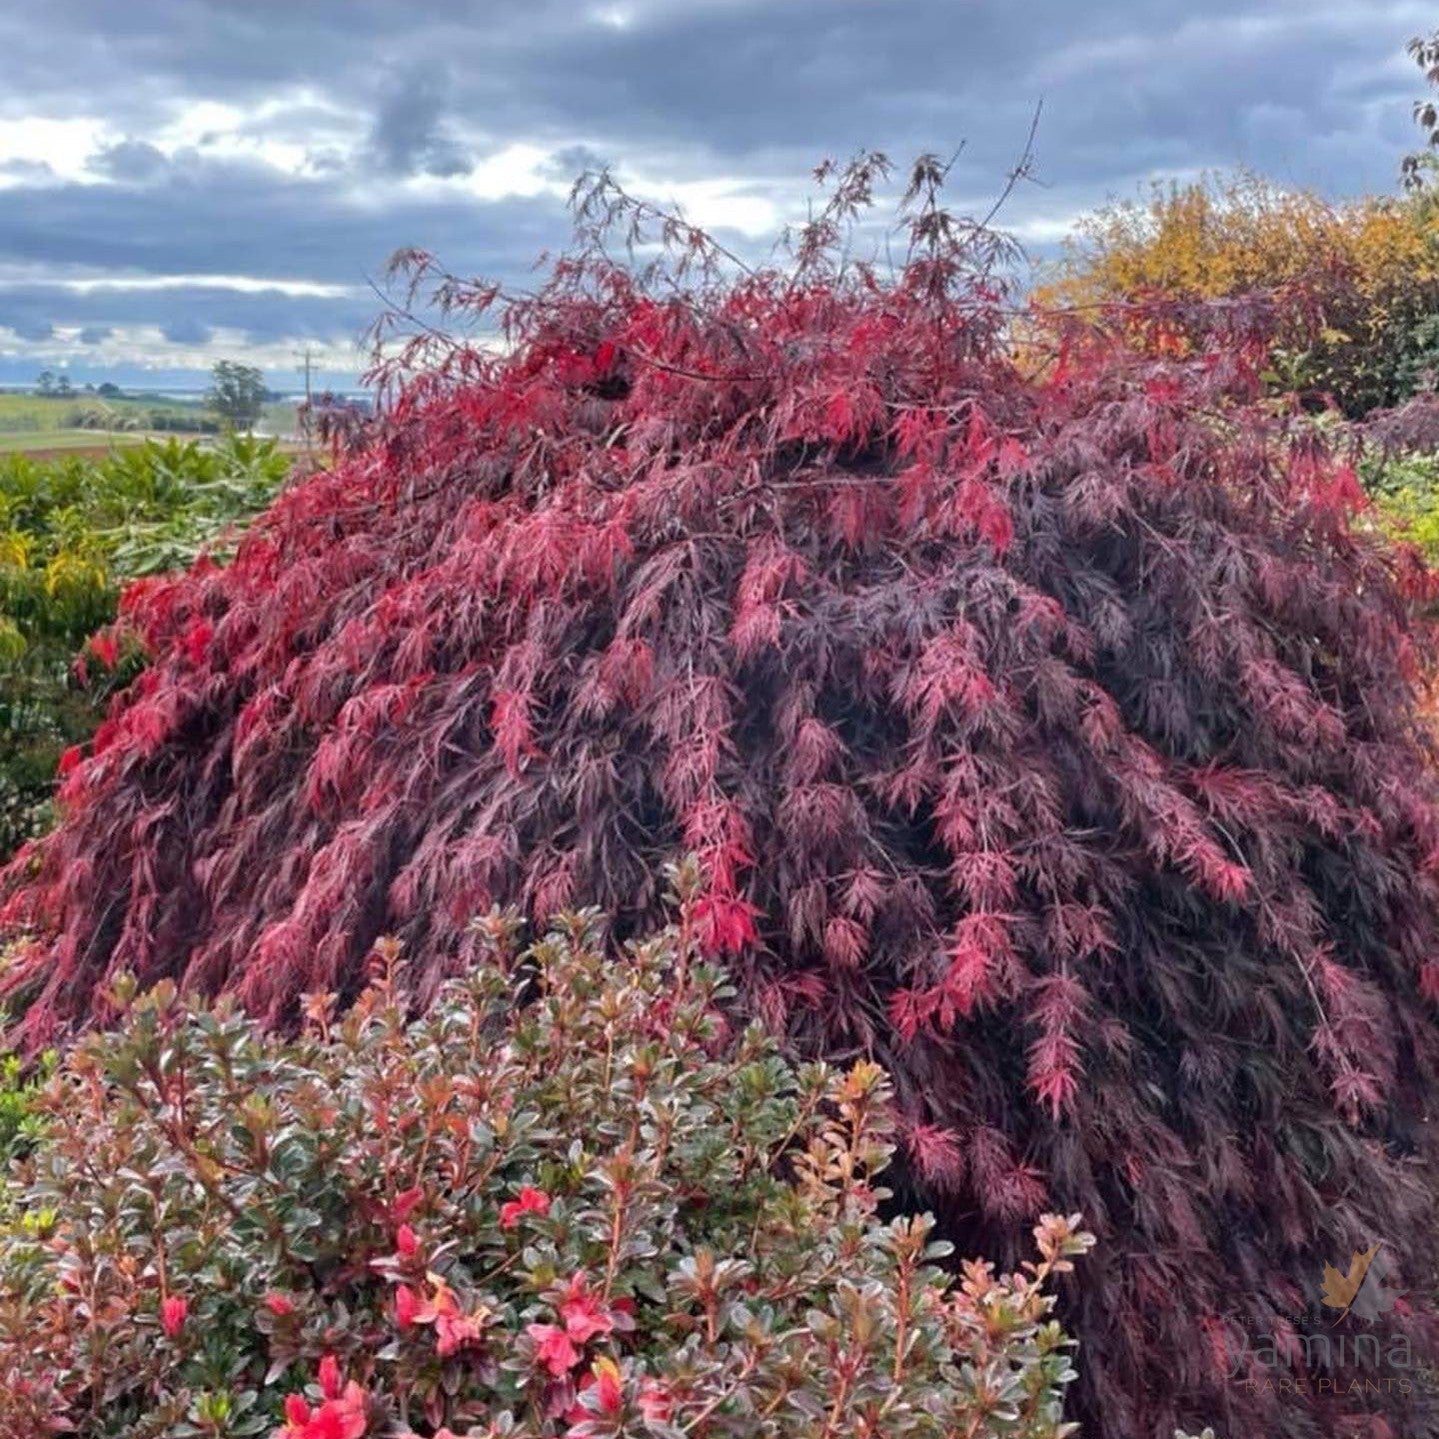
<box><xmin>160</xmin><ymin>1295</ymin><xmax>187</xmax><ymax>1339</ymax></box>
<box><xmin>527</xmin><ymin>1321</ymin><xmax>581</xmax><ymax>1376</ymax></box>
<box><xmin>500</xmin><ymin>1185</ymin><xmax>552</xmax><ymax>1229</ymax></box>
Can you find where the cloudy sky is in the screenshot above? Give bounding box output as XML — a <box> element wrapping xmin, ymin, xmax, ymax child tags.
<box><xmin>0</xmin><ymin>0</ymin><xmax>1431</xmax><ymax>389</ymax></box>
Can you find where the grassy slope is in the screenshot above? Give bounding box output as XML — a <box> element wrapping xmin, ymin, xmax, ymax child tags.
<box><xmin>0</xmin><ymin>393</ymin><xmax>303</xmax><ymax>455</ymax></box>
<box><xmin>0</xmin><ymin>431</ymin><xmax>150</xmax><ymax>456</ymax></box>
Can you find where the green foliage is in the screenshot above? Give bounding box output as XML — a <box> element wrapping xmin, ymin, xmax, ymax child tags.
<box><xmin>0</xmin><ymin>1044</ymin><xmax>51</xmax><ymax>1172</ymax></box>
<box><xmin>0</xmin><ymin>435</ymin><xmax>291</xmax><ymax>853</ymax></box>
<box><xmin>1406</xmin><ymin>30</ymin><xmax>1439</xmax><ymax>191</ymax></box>
<box><xmin>0</xmin><ymin>884</ymin><xmax>1090</xmax><ymax>1438</ymax></box>
<box><xmin>1358</xmin><ymin>446</ymin><xmax>1439</xmax><ymax>565</ymax></box>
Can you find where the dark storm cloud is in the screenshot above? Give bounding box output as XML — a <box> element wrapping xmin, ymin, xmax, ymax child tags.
<box><xmin>91</xmin><ymin>139</ymin><xmax>169</xmax><ymax>183</ymax></box>
<box><xmin>0</xmin><ymin>159</ymin><xmax>56</xmax><ymax>183</ymax></box>
<box><xmin>368</xmin><ymin>66</ymin><xmax>474</xmax><ymax>178</ymax></box>
<box><xmin>541</xmin><ymin>144</ymin><xmax>613</xmax><ymax>182</ymax></box>
<box><xmin>0</xmin><ymin>0</ymin><xmax>1430</xmax><ymax>381</ymax></box>
<box><xmin>0</xmin><ymin>151</ymin><xmax>565</xmax><ymax>289</ymax></box>
<box><xmin>2</xmin><ymin>0</ymin><xmax>1418</xmax><ymax>181</ymax></box>
<box><xmin>2</xmin><ymin>318</ymin><xmax>55</xmax><ymax>342</ymax></box>
<box><xmin>0</xmin><ymin>279</ymin><xmax>377</xmax><ymax>342</ymax></box>
<box><xmin>160</xmin><ymin>317</ymin><xmax>213</xmax><ymax>344</ymax></box>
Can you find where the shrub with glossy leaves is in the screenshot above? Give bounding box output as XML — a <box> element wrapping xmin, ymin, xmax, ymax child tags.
<box><xmin>6</xmin><ymin>159</ymin><xmax>1439</xmax><ymax>1437</ymax></box>
<box><xmin>0</xmin><ymin>889</ymin><xmax>1090</xmax><ymax>1439</ymax></box>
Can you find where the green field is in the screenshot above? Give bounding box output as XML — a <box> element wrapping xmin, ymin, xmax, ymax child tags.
<box><xmin>0</xmin><ymin>390</ymin><xmax>303</xmax><ymax>455</ymax></box>
<box><xmin>0</xmin><ymin>429</ymin><xmax>151</xmax><ymax>455</ymax></box>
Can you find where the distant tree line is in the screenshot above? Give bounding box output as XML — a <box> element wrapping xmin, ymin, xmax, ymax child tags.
<box><xmin>31</xmin><ymin>360</ymin><xmax>273</xmax><ymax>433</ymax></box>
<box><xmin>33</xmin><ymin>371</ymin><xmax>73</xmax><ymax>398</ymax></box>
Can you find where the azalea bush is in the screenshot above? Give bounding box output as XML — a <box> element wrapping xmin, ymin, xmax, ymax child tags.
<box><xmin>0</xmin><ymin>435</ymin><xmax>292</xmax><ymax>854</ymax></box>
<box><xmin>7</xmin><ymin>158</ymin><xmax>1439</xmax><ymax>1437</ymax></box>
<box><xmin>0</xmin><ymin>884</ymin><xmax>1090</xmax><ymax>1439</ymax></box>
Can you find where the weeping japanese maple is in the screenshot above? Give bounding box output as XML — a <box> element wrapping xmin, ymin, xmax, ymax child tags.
<box><xmin>8</xmin><ymin>159</ymin><xmax>1439</xmax><ymax>1438</ymax></box>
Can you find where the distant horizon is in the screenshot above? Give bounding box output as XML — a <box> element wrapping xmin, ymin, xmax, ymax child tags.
<box><xmin>0</xmin><ymin>381</ymin><xmax>371</xmax><ymax>397</ymax></box>
<box><xmin>0</xmin><ymin>361</ymin><xmax>368</xmax><ymax>394</ymax></box>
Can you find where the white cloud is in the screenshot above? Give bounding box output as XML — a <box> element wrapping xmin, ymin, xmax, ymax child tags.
<box><xmin>149</xmin><ymin>92</ymin><xmax>361</xmax><ymax>177</ymax></box>
<box><xmin>399</xmin><ymin>142</ymin><xmax>559</xmax><ymax>203</ymax></box>
<box><xmin>0</xmin><ymin>92</ymin><xmax>372</xmax><ymax>189</ymax></box>
<box><xmin>590</xmin><ymin>6</ymin><xmax>635</xmax><ymax>29</ymax></box>
<box><xmin>600</xmin><ymin>166</ymin><xmax>783</xmax><ymax>238</ymax></box>
<box><xmin>0</xmin><ymin>116</ymin><xmax>107</xmax><ymax>181</ymax></box>
<box><xmin>0</xmin><ymin>323</ymin><xmax>363</xmax><ymax>376</ymax></box>
<box><xmin>0</xmin><ymin>267</ymin><xmax>360</xmax><ymax>299</ymax></box>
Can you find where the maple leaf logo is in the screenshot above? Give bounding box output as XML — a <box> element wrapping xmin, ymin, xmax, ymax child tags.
<box><xmin>1319</xmin><ymin>1242</ymin><xmax>1401</xmax><ymax>1323</ymax></box>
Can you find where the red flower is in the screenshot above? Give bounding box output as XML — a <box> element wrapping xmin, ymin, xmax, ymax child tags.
<box><xmin>500</xmin><ymin>1185</ymin><xmax>552</xmax><ymax>1229</ymax></box>
<box><xmin>395</xmin><ymin>1274</ymin><xmax>488</xmax><ymax>1356</ymax></box>
<box><xmin>160</xmin><ymin>1294</ymin><xmax>188</xmax><ymax>1339</ymax></box>
<box><xmin>435</xmin><ymin>1306</ymin><xmax>487</xmax><ymax>1359</ymax></box>
<box><xmin>394</xmin><ymin>1284</ymin><xmax>421</xmax><ymax>1328</ymax></box>
<box><xmin>395</xmin><ymin>1223</ymin><xmax>419</xmax><ymax>1259</ymax></box>
<box><xmin>559</xmin><ymin>1275</ymin><xmax>615</xmax><ymax>1344</ymax></box>
<box><xmin>527</xmin><ymin>1321</ymin><xmax>581</xmax><ymax>1376</ymax></box>
<box><xmin>276</xmin><ymin>1362</ymin><xmax>369</xmax><ymax>1439</ymax></box>
<box><xmin>275</xmin><ymin>1392</ymin><xmax>367</xmax><ymax>1439</ymax></box>
<box><xmin>264</xmin><ymin>1292</ymin><xmax>296</xmax><ymax>1317</ymax></box>
<box><xmin>332</xmin><ymin>1389</ymin><xmax>369</xmax><ymax>1439</ymax></box>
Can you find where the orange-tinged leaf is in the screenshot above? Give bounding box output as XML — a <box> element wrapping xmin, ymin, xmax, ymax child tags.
<box><xmin>1319</xmin><ymin>1243</ymin><xmax>1380</xmax><ymax>1320</ymax></box>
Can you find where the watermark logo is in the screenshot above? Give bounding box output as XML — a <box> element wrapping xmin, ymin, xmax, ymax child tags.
<box><xmin>1227</xmin><ymin>1238</ymin><xmax>1429</xmax><ymax>1404</ymax></box>
<box><xmin>1319</xmin><ymin>1242</ymin><xmax>1403</xmax><ymax>1325</ymax></box>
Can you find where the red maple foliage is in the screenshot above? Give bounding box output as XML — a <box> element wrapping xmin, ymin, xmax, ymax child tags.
<box><xmin>7</xmin><ymin>158</ymin><xmax>1439</xmax><ymax>1437</ymax></box>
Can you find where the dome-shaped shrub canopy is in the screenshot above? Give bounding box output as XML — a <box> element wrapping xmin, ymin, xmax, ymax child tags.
<box><xmin>7</xmin><ymin>161</ymin><xmax>1439</xmax><ymax>1438</ymax></box>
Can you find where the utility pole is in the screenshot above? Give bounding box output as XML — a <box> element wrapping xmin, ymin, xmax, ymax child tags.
<box><xmin>295</xmin><ymin>346</ymin><xmax>316</xmax><ymax>456</ymax></box>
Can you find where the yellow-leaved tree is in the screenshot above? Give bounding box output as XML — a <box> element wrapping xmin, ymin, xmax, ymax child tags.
<box><xmin>1038</xmin><ymin>172</ymin><xmax>1439</xmax><ymax>417</ymax></box>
